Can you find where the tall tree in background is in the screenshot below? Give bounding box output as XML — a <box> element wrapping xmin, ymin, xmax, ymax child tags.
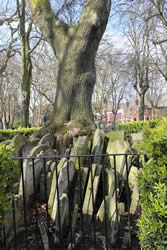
<box><xmin>146</xmin><ymin>0</ymin><xmax>167</xmax><ymax>82</ymax></box>
<box><xmin>25</xmin><ymin>0</ymin><xmax>111</xmax><ymax>131</ymax></box>
<box><xmin>126</xmin><ymin>18</ymin><xmax>152</xmax><ymax>120</ymax></box>
<box><xmin>17</xmin><ymin>0</ymin><xmax>43</xmax><ymax>127</ymax></box>
<box><xmin>17</xmin><ymin>0</ymin><xmax>32</xmax><ymax>127</ymax></box>
<box><xmin>0</xmin><ymin>5</ymin><xmax>20</xmax><ymax>129</ymax></box>
<box><xmin>94</xmin><ymin>46</ymin><xmax>128</xmax><ymax>128</ymax></box>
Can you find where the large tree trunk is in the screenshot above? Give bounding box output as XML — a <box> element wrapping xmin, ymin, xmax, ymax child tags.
<box><xmin>51</xmin><ymin>53</ymin><xmax>96</xmax><ymax>128</ymax></box>
<box><xmin>25</xmin><ymin>0</ymin><xmax>111</xmax><ymax>130</ymax></box>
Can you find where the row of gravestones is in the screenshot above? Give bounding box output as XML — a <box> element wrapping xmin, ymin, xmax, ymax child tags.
<box><xmin>3</xmin><ymin>129</ymin><xmax>142</xmax><ymax>249</ymax></box>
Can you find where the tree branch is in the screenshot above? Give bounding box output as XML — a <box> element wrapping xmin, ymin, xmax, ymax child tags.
<box><xmin>0</xmin><ymin>10</ymin><xmax>17</xmax><ymax>26</ymax></box>
<box><xmin>25</xmin><ymin>0</ymin><xmax>69</xmax><ymax>56</ymax></box>
<box><xmin>32</xmin><ymin>81</ymin><xmax>54</xmax><ymax>104</ymax></box>
<box><xmin>78</xmin><ymin>0</ymin><xmax>111</xmax><ymax>38</ymax></box>
<box><xmin>153</xmin><ymin>38</ymin><xmax>167</xmax><ymax>45</ymax></box>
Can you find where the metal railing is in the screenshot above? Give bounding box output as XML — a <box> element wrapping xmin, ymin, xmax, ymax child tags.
<box><xmin>0</xmin><ymin>153</ymin><xmax>141</xmax><ymax>250</ymax></box>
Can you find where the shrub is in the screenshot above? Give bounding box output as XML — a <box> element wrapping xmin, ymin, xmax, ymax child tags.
<box><xmin>0</xmin><ymin>127</ymin><xmax>41</xmax><ymax>142</ymax></box>
<box><xmin>118</xmin><ymin>119</ymin><xmax>159</xmax><ymax>134</ymax></box>
<box><xmin>136</xmin><ymin>117</ymin><xmax>167</xmax><ymax>249</ymax></box>
<box><xmin>0</xmin><ymin>144</ymin><xmax>17</xmax><ymax>223</ymax></box>
<box><xmin>12</xmin><ymin>120</ymin><xmax>21</xmax><ymax>129</ymax></box>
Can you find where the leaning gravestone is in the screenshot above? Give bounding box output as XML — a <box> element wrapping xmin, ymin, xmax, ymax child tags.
<box><xmin>19</xmin><ymin>144</ymin><xmax>55</xmax><ymax>205</ymax></box>
<box><xmin>107</xmin><ymin>139</ymin><xmax>130</xmax><ymax>176</ymax></box>
<box><xmin>13</xmin><ymin>134</ymin><xmax>28</xmax><ymax>157</ymax></box>
<box><xmin>70</xmin><ymin>135</ymin><xmax>89</xmax><ymax>169</ymax></box>
<box><xmin>105</xmin><ymin>130</ymin><xmax>125</xmax><ymax>140</ymax></box>
<box><xmin>48</xmin><ymin>158</ymin><xmax>67</xmax><ymax>214</ymax></box>
<box><xmin>91</xmin><ymin>128</ymin><xmax>105</xmax><ymax>164</ymax></box>
<box><xmin>83</xmin><ymin>164</ymin><xmax>102</xmax><ymax>223</ymax></box>
<box><xmin>39</xmin><ymin>133</ymin><xmax>55</xmax><ymax>148</ymax></box>
<box><xmin>4</xmin><ymin>195</ymin><xmax>29</xmax><ymax>249</ymax></box>
<box><xmin>51</xmin><ymin>160</ymin><xmax>75</xmax><ymax>228</ymax></box>
<box><xmin>128</xmin><ymin>166</ymin><xmax>139</xmax><ymax>214</ymax></box>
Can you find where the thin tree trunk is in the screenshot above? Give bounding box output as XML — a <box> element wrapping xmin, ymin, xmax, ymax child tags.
<box><xmin>18</xmin><ymin>0</ymin><xmax>32</xmax><ymax>128</ymax></box>
<box><xmin>2</xmin><ymin>112</ymin><xmax>7</xmax><ymax>130</ymax></box>
<box><xmin>139</xmin><ymin>93</ymin><xmax>145</xmax><ymax>120</ymax></box>
<box><xmin>112</xmin><ymin>113</ymin><xmax>116</xmax><ymax>130</ymax></box>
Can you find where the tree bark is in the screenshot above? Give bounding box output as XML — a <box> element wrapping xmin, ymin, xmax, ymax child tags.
<box><xmin>112</xmin><ymin>112</ymin><xmax>117</xmax><ymax>130</ymax></box>
<box><xmin>25</xmin><ymin>0</ymin><xmax>111</xmax><ymax>130</ymax></box>
<box><xmin>21</xmin><ymin>34</ymin><xmax>32</xmax><ymax>128</ymax></box>
<box><xmin>139</xmin><ymin>92</ymin><xmax>145</xmax><ymax>121</ymax></box>
<box><xmin>18</xmin><ymin>0</ymin><xmax>32</xmax><ymax>128</ymax></box>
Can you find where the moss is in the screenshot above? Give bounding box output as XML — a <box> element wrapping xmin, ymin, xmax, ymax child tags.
<box><xmin>105</xmin><ymin>130</ymin><xmax>125</xmax><ymax>140</ymax></box>
<box><xmin>56</xmin><ymin>126</ymin><xmax>68</xmax><ymax>135</ymax></box>
<box><xmin>67</xmin><ymin>119</ymin><xmax>95</xmax><ymax>131</ymax></box>
<box><xmin>67</xmin><ymin>120</ymin><xmax>84</xmax><ymax>129</ymax></box>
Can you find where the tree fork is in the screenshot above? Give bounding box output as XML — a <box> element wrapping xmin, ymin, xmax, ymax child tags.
<box><xmin>26</xmin><ymin>0</ymin><xmax>111</xmax><ymax>131</ymax></box>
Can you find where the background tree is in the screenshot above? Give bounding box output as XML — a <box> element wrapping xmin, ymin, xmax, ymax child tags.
<box><xmin>0</xmin><ymin>2</ymin><xmax>21</xmax><ymax>129</ymax></box>
<box><xmin>17</xmin><ymin>0</ymin><xmax>43</xmax><ymax>127</ymax></box>
<box><xmin>94</xmin><ymin>45</ymin><xmax>128</xmax><ymax>128</ymax></box>
<box><xmin>146</xmin><ymin>71</ymin><xmax>167</xmax><ymax>110</ymax></box>
<box><xmin>125</xmin><ymin>17</ymin><xmax>153</xmax><ymax>120</ymax></box>
<box><xmin>0</xmin><ymin>56</ymin><xmax>21</xmax><ymax>129</ymax></box>
<box><xmin>147</xmin><ymin>0</ymin><xmax>167</xmax><ymax>83</ymax></box>
<box><xmin>0</xmin><ymin>5</ymin><xmax>18</xmax><ymax>76</ymax></box>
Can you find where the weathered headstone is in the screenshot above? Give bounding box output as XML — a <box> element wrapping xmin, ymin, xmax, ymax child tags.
<box><xmin>54</xmin><ymin>193</ymin><xmax>69</xmax><ymax>232</ymax></box>
<box><xmin>70</xmin><ymin>136</ymin><xmax>89</xmax><ymax>169</ymax></box>
<box><xmin>91</xmin><ymin>129</ymin><xmax>105</xmax><ymax>164</ymax></box>
<box><xmin>107</xmin><ymin>139</ymin><xmax>130</xmax><ymax>176</ymax></box>
<box><xmin>51</xmin><ymin>160</ymin><xmax>75</xmax><ymax>225</ymax></box>
<box><xmin>19</xmin><ymin>144</ymin><xmax>53</xmax><ymax>203</ymax></box>
<box><xmin>70</xmin><ymin>167</ymin><xmax>89</xmax><ymax>239</ymax></box>
<box><xmin>39</xmin><ymin>133</ymin><xmax>55</xmax><ymax>148</ymax></box>
<box><xmin>13</xmin><ymin>134</ymin><xmax>28</xmax><ymax>156</ymax></box>
<box><xmin>96</xmin><ymin>193</ymin><xmax>118</xmax><ymax>245</ymax></box>
<box><xmin>4</xmin><ymin>195</ymin><xmax>29</xmax><ymax>248</ymax></box>
<box><xmin>105</xmin><ymin>130</ymin><xmax>125</xmax><ymax>141</ymax></box>
<box><xmin>83</xmin><ymin>164</ymin><xmax>101</xmax><ymax>223</ymax></box>
<box><xmin>128</xmin><ymin>166</ymin><xmax>139</xmax><ymax>214</ymax></box>
<box><xmin>48</xmin><ymin>158</ymin><xmax>67</xmax><ymax>214</ymax></box>
<box><xmin>105</xmin><ymin>168</ymin><xmax>115</xmax><ymax>196</ymax></box>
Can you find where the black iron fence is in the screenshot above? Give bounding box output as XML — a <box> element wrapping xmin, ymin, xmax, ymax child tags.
<box><xmin>0</xmin><ymin>153</ymin><xmax>141</xmax><ymax>250</ymax></box>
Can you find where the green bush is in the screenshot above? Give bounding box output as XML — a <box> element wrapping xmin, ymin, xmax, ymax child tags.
<box><xmin>12</xmin><ymin>119</ymin><xmax>21</xmax><ymax>129</ymax></box>
<box><xmin>136</xmin><ymin>117</ymin><xmax>167</xmax><ymax>249</ymax></box>
<box><xmin>118</xmin><ymin>119</ymin><xmax>159</xmax><ymax>134</ymax></box>
<box><xmin>0</xmin><ymin>127</ymin><xmax>41</xmax><ymax>142</ymax></box>
<box><xmin>0</xmin><ymin>144</ymin><xmax>17</xmax><ymax>223</ymax></box>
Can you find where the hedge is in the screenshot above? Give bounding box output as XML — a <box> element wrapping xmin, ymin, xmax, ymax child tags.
<box><xmin>0</xmin><ymin>127</ymin><xmax>41</xmax><ymax>142</ymax></box>
<box><xmin>118</xmin><ymin>119</ymin><xmax>160</xmax><ymax>134</ymax></box>
<box><xmin>0</xmin><ymin>144</ymin><xmax>17</xmax><ymax>223</ymax></box>
<box><xmin>136</xmin><ymin>117</ymin><xmax>167</xmax><ymax>249</ymax></box>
